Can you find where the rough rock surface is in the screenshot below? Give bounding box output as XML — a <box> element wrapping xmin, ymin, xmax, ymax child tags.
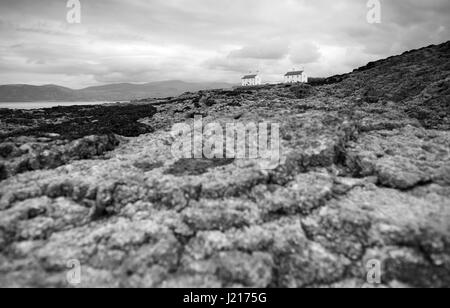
<box><xmin>0</xmin><ymin>42</ymin><xmax>449</xmax><ymax>288</ymax></box>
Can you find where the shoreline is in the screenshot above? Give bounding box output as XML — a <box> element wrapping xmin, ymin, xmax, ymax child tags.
<box><xmin>0</xmin><ymin>101</ymin><xmax>128</xmax><ymax>110</ymax></box>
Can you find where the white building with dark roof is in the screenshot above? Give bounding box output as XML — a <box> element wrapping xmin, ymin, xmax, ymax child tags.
<box><xmin>241</xmin><ymin>74</ymin><xmax>261</xmax><ymax>86</ymax></box>
<box><xmin>284</xmin><ymin>70</ymin><xmax>308</xmax><ymax>84</ymax></box>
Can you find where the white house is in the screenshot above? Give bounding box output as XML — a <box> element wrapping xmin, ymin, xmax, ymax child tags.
<box><xmin>284</xmin><ymin>70</ymin><xmax>308</xmax><ymax>84</ymax></box>
<box><xmin>241</xmin><ymin>74</ymin><xmax>262</xmax><ymax>86</ymax></box>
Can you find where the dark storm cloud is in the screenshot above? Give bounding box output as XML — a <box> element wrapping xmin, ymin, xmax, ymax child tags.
<box><xmin>0</xmin><ymin>0</ymin><xmax>449</xmax><ymax>87</ymax></box>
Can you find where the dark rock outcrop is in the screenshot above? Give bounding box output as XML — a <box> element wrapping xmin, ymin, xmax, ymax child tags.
<box><xmin>0</xmin><ymin>104</ymin><xmax>157</xmax><ymax>181</ymax></box>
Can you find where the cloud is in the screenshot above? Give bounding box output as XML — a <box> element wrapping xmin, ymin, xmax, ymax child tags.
<box><xmin>205</xmin><ymin>56</ymin><xmax>256</xmax><ymax>73</ymax></box>
<box><xmin>228</xmin><ymin>39</ymin><xmax>289</xmax><ymax>60</ymax></box>
<box><xmin>0</xmin><ymin>0</ymin><xmax>449</xmax><ymax>87</ymax></box>
<box><xmin>289</xmin><ymin>42</ymin><xmax>321</xmax><ymax>64</ymax></box>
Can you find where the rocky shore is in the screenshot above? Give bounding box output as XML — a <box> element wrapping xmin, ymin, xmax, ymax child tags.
<box><xmin>0</xmin><ymin>104</ymin><xmax>157</xmax><ymax>180</ymax></box>
<box><xmin>0</xmin><ymin>41</ymin><xmax>449</xmax><ymax>288</ymax></box>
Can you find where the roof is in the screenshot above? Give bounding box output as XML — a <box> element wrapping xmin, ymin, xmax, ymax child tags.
<box><xmin>242</xmin><ymin>74</ymin><xmax>258</xmax><ymax>79</ymax></box>
<box><xmin>285</xmin><ymin>71</ymin><xmax>304</xmax><ymax>76</ymax></box>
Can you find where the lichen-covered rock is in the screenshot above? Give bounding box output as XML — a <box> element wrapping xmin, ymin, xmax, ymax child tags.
<box><xmin>302</xmin><ymin>184</ymin><xmax>450</xmax><ymax>286</ymax></box>
<box><xmin>0</xmin><ymin>134</ymin><xmax>120</xmax><ymax>181</ymax></box>
<box><xmin>345</xmin><ymin>126</ymin><xmax>450</xmax><ymax>189</ymax></box>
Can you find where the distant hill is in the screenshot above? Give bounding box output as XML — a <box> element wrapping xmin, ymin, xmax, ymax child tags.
<box><xmin>0</xmin><ymin>84</ymin><xmax>80</xmax><ymax>102</ymax></box>
<box><xmin>0</xmin><ymin>80</ymin><xmax>235</xmax><ymax>102</ymax></box>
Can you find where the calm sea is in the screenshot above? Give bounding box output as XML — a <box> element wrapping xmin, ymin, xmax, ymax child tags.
<box><xmin>0</xmin><ymin>101</ymin><xmax>114</xmax><ymax>110</ymax></box>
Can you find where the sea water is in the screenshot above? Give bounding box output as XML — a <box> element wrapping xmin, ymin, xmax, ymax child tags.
<box><xmin>0</xmin><ymin>101</ymin><xmax>112</xmax><ymax>110</ymax></box>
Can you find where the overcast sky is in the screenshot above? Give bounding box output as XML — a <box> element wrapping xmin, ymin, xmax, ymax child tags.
<box><xmin>0</xmin><ymin>0</ymin><xmax>449</xmax><ymax>88</ymax></box>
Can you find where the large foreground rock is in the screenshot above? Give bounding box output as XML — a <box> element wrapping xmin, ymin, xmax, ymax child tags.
<box><xmin>0</xmin><ymin>41</ymin><xmax>449</xmax><ymax>288</ymax></box>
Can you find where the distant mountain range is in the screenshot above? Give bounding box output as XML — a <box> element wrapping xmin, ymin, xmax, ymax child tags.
<box><xmin>0</xmin><ymin>80</ymin><xmax>235</xmax><ymax>102</ymax></box>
